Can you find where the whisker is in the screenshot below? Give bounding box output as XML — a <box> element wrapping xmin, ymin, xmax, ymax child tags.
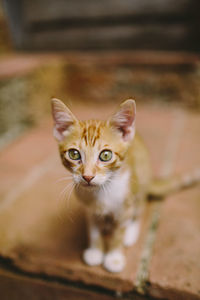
<box><xmin>55</xmin><ymin>181</ymin><xmax>73</xmax><ymax>221</ymax></box>
<box><xmin>56</xmin><ymin>175</ymin><xmax>73</xmax><ymax>183</ymax></box>
<box><xmin>102</xmin><ymin>183</ymin><xmax>107</xmax><ymax>195</ymax></box>
<box><xmin>105</xmin><ymin>182</ymin><xmax>111</xmax><ymax>196</ymax></box>
<box><xmin>58</xmin><ymin>181</ymin><xmax>74</xmax><ymax>205</ymax></box>
<box><xmin>65</xmin><ymin>182</ymin><xmax>76</xmax><ymax>223</ymax></box>
<box><xmin>66</xmin><ymin>182</ymin><xmax>75</xmax><ymax>208</ymax></box>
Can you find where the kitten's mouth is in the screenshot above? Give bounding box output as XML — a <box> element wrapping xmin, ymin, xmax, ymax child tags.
<box><xmin>81</xmin><ymin>182</ymin><xmax>97</xmax><ymax>188</ymax></box>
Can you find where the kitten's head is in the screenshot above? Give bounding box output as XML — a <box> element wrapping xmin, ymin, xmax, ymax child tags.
<box><xmin>51</xmin><ymin>99</ymin><xmax>136</xmax><ymax>188</ymax></box>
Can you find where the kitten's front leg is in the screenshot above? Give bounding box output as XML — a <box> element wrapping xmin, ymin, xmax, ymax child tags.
<box><xmin>103</xmin><ymin>219</ymin><xmax>140</xmax><ymax>273</ymax></box>
<box><xmin>83</xmin><ymin>216</ymin><xmax>104</xmax><ymax>266</ymax></box>
<box><xmin>123</xmin><ymin>219</ymin><xmax>140</xmax><ymax>247</ymax></box>
<box><xmin>103</xmin><ymin>225</ymin><xmax>126</xmax><ymax>273</ymax></box>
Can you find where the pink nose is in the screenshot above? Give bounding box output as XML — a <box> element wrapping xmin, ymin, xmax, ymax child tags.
<box><xmin>82</xmin><ymin>175</ymin><xmax>94</xmax><ymax>183</ymax></box>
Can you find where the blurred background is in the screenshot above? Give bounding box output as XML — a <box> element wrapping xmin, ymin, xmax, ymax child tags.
<box><xmin>3</xmin><ymin>0</ymin><xmax>200</xmax><ymax>51</ymax></box>
<box><xmin>1</xmin><ymin>0</ymin><xmax>200</xmax><ymax>148</ymax></box>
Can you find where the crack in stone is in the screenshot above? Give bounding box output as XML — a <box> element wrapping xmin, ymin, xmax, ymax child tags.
<box><xmin>134</xmin><ymin>109</ymin><xmax>186</xmax><ymax>294</ymax></box>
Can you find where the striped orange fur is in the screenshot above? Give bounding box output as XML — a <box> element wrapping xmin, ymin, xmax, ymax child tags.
<box><xmin>52</xmin><ymin>98</ymin><xmax>151</xmax><ymax>273</ymax></box>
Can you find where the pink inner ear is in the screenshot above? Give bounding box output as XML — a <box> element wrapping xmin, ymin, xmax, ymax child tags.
<box><xmin>54</xmin><ymin>111</ymin><xmax>73</xmax><ymax>129</ymax></box>
<box><xmin>122</xmin><ymin>109</ymin><xmax>135</xmax><ymax>126</ymax></box>
<box><xmin>119</xmin><ymin>124</ymin><xmax>132</xmax><ymax>140</ymax></box>
<box><xmin>52</xmin><ymin>109</ymin><xmax>74</xmax><ymax>141</ymax></box>
<box><xmin>112</xmin><ymin>104</ymin><xmax>136</xmax><ymax>141</ymax></box>
<box><xmin>118</xmin><ymin>107</ymin><xmax>135</xmax><ymax>126</ymax></box>
<box><xmin>55</xmin><ymin>122</ymin><xmax>70</xmax><ymax>135</ymax></box>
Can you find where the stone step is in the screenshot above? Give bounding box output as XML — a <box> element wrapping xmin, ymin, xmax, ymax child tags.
<box><xmin>1</xmin><ymin>102</ymin><xmax>199</xmax><ymax>299</ymax></box>
<box><xmin>148</xmin><ymin>112</ymin><xmax>200</xmax><ymax>300</ymax></box>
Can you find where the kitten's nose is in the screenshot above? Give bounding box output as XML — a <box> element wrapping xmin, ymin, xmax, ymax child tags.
<box><xmin>82</xmin><ymin>175</ymin><xmax>94</xmax><ymax>183</ymax></box>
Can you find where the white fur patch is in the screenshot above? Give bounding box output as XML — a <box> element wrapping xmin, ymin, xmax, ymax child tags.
<box><xmin>103</xmin><ymin>250</ymin><xmax>125</xmax><ymax>273</ymax></box>
<box><xmin>97</xmin><ymin>170</ymin><xmax>130</xmax><ymax>215</ymax></box>
<box><xmin>90</xmin><ymin>225</ymin><xmax>100</xmax><ymax>242</ymax></box>
<box><xmin>83</xmin><ymin>248</ymin><xmax>104</xmax><ymax>266</ymax></box>
<box><xmin>124</xmin><ymin>220</ymin><xmax>140</xmax><ymax>247</ymax></box>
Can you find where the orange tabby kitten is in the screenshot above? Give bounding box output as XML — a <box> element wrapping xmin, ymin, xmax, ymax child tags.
<box><xmin>51</xmin><ymin>98</ymin><xmax>151</xmax><ymax>272</ymax></box>
<box><xmin>51</xmin><ymin>98</ymin><xmax>200</xmax><ymax>273</ymax></box>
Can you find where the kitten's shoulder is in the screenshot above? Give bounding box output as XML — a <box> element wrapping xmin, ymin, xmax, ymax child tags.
<box><xmin>130</xmin><ymin>132</ymin><xmax>148</xmax><ymax>154</ymax></box>
<box><xmin>127</xmin><ymin>131</ymin><xmax>151</xmax><ymax>181</ymax></box>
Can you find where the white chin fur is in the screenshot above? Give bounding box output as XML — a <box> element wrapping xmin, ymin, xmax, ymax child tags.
<box><xmin>83</xmin><ymin>248</ymin><xmax>104</xmax><ymax>266</ymax></box>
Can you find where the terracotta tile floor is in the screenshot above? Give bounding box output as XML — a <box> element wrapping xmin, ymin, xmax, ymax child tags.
<box><xmin>0</xmin><ymin>101</ymin><xmax>199</xmax><ymax>300</ymax></box>
<box><xmin>0</xmin><ymin>52</ymin><xmax>200</xmax><ymax>299</ymax></box>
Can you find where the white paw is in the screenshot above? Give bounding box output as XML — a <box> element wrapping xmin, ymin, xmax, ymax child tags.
<box><xmin>103</xmin><ymin>250</ymin><xmax>125</xmax><ymax>273</ymax></box>
<box><xmin>124</xmin><ymin>221</ymin><xmax>140</xmax><ymax>247</ymax></box>
<box><xmin>83</xmin><ymin>248</ymin><xmax>104</xmax><ymax>266</ymax></box>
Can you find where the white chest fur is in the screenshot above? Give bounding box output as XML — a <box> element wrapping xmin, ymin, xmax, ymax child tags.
<box><xmin>96</xmin><ymin>170</ymin><xmax>130</xmax><ymax>215</ymax></box>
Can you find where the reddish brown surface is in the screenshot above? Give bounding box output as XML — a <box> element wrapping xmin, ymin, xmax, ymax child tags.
<box><xmin>148</xmin><ymin>112</ymin><xmax>200</xmax><ymax>300</ymax></box>
<box><xmin>0</xmin><ymin>103</ymin><xmax>177</xmax><ymax>294</ymax></box>
<box><xmin>0</xmin><ymin>269</ymin><xmax>117</xmax><ymax>300</ymax></box>
<box><xmin>0</xmin><ymin>54</ymin><xmax>60</xmax><ymax>79</ymax></box>
<box><xmin>0</xmin><ymin>122</ymin><xmax>54</xmax><ymax>200</ymax></box>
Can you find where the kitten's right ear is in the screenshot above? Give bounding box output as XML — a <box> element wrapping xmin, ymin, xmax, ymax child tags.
<box><xmin>51</xmin><ymin>98</ymin><xmax>77</xmax><ymax>142</ymax></box>
<box><xmin>110</xmin><ymin>99</ymin><xmax>136</xmax><ymax>142</ymax></box>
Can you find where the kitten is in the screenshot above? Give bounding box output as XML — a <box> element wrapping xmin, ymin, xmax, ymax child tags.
<box><xmin>51</xmin><ymin>98</ymin><xmax>200</xmax><ymax>273</ymax></box>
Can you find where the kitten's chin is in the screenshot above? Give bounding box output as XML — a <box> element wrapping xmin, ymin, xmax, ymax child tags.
<box><xmin>79</xmin><ymin>182</ymin><xmax>98</xmax><ymax>189</ymax></box>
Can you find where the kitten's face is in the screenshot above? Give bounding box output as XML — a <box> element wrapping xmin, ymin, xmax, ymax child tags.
<box><xmin>52</xmin><ymin>99</ymin><xmax>136</xmax><ymax>188</ymax></box>
<box><xmin>59</xmin><ymin>120</ymin><xmax>128</xmax><ymax>187</ymax></box>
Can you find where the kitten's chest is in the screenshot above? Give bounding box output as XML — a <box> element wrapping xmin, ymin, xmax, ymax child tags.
<box><xmin>96</xmin><ymin>170</ymin><xmax>130</xmax><ymax>215</ymax></box>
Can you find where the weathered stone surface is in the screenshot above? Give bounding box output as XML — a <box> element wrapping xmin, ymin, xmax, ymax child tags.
<box><xmin>148</xmin><ymin>112</ymin><xmax>200</xmax><ymax>300</ymax></box>
<box><xmin>0</xmin><ymin>104</ymin><xmax>175</xmax><ymax>293</ymax></box>
<box><xmin>0</xmin><ymin>268</ymin><xmax>117</xmax><ymax>300</ymax></box>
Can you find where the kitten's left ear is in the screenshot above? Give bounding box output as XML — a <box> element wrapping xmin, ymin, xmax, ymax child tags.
<box><xmin>110</xmin><ymin>99</ymin><xmax>136</xmax><ymax>142</ymax></box>
<box><xmin>51</xmin><ymin>98</ymin><xmax>77</xmax><ymax>142</ymax></box>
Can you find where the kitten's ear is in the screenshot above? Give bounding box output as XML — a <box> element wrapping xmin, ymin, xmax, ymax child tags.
<box><xmin>110</xmin><ymin>99</ymin><xmax>136</xmax><ymax>142</ymax></box>
<box><xmin>51</xmin><ymin>98</ymin><xmax>77</xmax><ymax>142</ymax></box>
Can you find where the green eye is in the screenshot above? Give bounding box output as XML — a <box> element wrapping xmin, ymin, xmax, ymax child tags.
<box><xmin>68</xmin><ymin>149</ymin><xmax>81</xmax><ymax>160</ymax></box>
<box><xmin>99</xmin><ymin>150</ymin><xmax>112</xmax><ymax>162</ymax></box>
